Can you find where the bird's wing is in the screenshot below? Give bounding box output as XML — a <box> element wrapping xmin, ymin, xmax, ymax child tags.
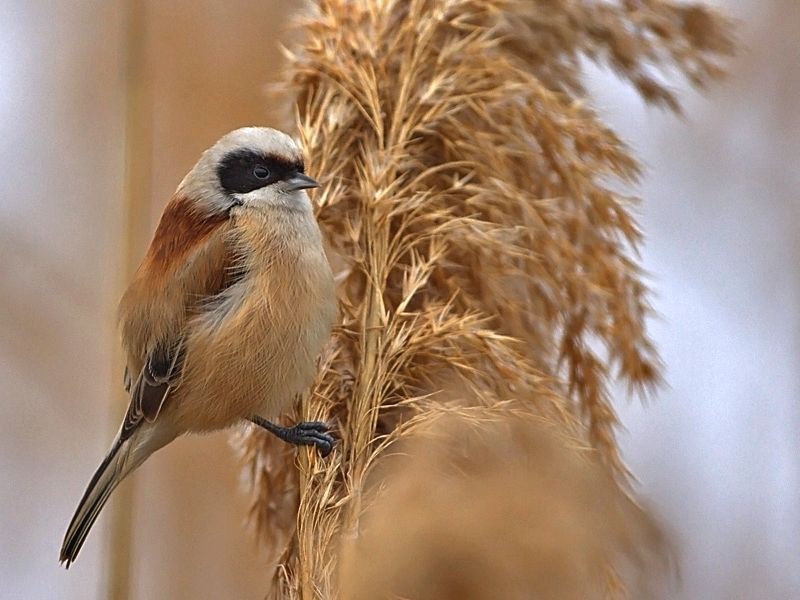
<box><xmin>121</xmin><ymin>339</ymin><xmax>185</xmax><ymax>439</ymax></box>
<box><xmin>117</xmin><ymin>194</ymin><xmax>238</xmax><ymax>437</ymax></box>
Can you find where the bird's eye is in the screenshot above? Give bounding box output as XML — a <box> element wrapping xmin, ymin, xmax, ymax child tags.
<box><xmin>253</xmin><ymin>165</ymin><xmax>270</xmax><ymax>180</ymax></box>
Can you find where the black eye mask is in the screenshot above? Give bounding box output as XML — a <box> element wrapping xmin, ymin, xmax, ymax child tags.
<box><xmin>217</xmin><ymin>149</ymin><xmax>304</xmax><ymax>195</ymax></box>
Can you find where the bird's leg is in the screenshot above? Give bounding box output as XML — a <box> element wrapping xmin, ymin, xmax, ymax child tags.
<box><xmin>249</xmin><ymin>416</ymin><xmax>335</xmax><ymax>457</ymax></box>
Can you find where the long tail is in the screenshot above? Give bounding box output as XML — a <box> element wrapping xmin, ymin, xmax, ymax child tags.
<box><xmin>60</xmin><ymin>427</ymin><xmax>169</xmax><ymax>567</ymax></box>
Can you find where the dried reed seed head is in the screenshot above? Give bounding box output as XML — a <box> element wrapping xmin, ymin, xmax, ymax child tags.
<box><xmin>340</xmin><ymin>410</ymin><xmax>672</xmax><ymax>600</ymax></box>
<box><xmin>292</xmin><ymin>0</ymin><xmax>680</xmax><ymax>470</ymax></box>
<box><xmin>234</xmin><ymin>0</ymin><xmax>733</xmax><ymax>597</ymax></box>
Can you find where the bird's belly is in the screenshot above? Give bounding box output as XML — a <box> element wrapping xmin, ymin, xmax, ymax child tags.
<box><xmin>170</xmin><ymin>272</ymin><xmax>335</xmax><ymax>433</ymax></box>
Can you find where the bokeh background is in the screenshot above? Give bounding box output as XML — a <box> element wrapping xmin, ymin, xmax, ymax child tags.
<box><xmin>0</xmin><ymin>1</ymin><xmax>797</xmax><ymax>599</ymax></box>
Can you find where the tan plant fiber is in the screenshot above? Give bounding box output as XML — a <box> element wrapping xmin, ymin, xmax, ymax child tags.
<box><xmin>232</xmin><ymin>0</ymin><xmax>733</xmax><ymax>597</ymax></box>
<box><xmin>339</xmin><ymin>408</ymin><xmax>671</xmax><ymax>600</ymax></box>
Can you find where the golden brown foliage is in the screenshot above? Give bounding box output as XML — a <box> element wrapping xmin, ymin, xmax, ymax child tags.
<box><xmin>233</xmin><ymin>0</ymin><xmax>732</xmax><ymax>597</ymax></box>
<box><xmin>339</xmin><ymin>409</ymin><xmax>670</xmax><ymax>600</ymax></box>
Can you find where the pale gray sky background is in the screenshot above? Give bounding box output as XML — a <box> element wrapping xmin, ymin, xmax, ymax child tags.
<box><xmin>590</xmin><ymin>1</ymin><xmax>800</xmax><ymax>597</ymax></box>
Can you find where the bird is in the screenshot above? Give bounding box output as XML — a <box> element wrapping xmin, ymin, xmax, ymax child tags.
<box><xmin>59</xmin><ymin>127</ymin><xmax>338</xmax><ymax>567</ymax></box>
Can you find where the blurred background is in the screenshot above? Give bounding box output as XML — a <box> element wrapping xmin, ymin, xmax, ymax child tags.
<box><xmin>0</xmin><ymin>1</ymin><xmax>797</xmax><ymax>599</ymax></box>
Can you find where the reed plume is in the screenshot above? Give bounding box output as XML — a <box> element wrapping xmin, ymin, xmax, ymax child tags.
<box><xmin>233</xmin><ymin>0</ymin><xmax>733</xmax><ymax>597</ymax></box>
<box><xmin>339</xmin><ymin>409</ymin><xmax>670</xmax><ymax>600</ymax></box>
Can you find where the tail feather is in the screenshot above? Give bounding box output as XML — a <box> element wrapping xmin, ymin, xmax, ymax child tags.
<box><xmin>60</xmin><ymin>436</ymin><xmax>131</xmax><ymax>567</ymax></box>
<box><xmin>61</xmin><ymin>424</ymin><xmax>175</xmax><ymax>567</ymax></box>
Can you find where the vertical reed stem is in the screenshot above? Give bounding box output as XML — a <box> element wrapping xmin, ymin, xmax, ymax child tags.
<box><xmin>105</xmin><ymin>0</ymin><xmax>152</xmax><ymax>596</ymax></box>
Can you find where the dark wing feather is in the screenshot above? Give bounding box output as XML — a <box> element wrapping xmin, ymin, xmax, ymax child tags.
<box><xmin>121</xmin><ymin>339</ymin><xmax>185</xmax><ymax>440</ymax></box>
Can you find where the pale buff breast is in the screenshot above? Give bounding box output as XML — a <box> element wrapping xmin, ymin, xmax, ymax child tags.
<box><xmin>167</xmin><ymin>209</ymin><xmax>336</xmax><ymax>433</ymax></box>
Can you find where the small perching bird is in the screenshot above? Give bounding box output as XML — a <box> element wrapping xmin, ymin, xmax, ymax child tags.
<box><xmin>60</xmin><ymin>127</ymin><xmax>337</xmax><ymax>567</ymax></box>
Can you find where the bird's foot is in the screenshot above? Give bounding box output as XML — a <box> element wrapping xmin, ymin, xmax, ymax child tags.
<box><xmin>250</xmin><ymin>417</ymin><xmax>335</xmax><ymax>457</ymax></box>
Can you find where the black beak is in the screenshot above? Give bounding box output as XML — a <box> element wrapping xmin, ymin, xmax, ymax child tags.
<box><xmin>285</xmin><ymin>172</ymin><xmax>319</xmax><ymax>192</ymax></box>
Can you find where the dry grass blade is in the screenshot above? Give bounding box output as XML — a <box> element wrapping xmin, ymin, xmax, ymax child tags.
<box><xmin>232</xmin><ymin>0</ymin><xmax>734</xmax><ymax>597</ymax></box>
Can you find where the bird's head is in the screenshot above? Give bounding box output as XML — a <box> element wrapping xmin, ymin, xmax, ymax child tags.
<box><xmin>178</xmin><ymin>127</ymin><xmax>319</xmax><ymax>215</ymax></box>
